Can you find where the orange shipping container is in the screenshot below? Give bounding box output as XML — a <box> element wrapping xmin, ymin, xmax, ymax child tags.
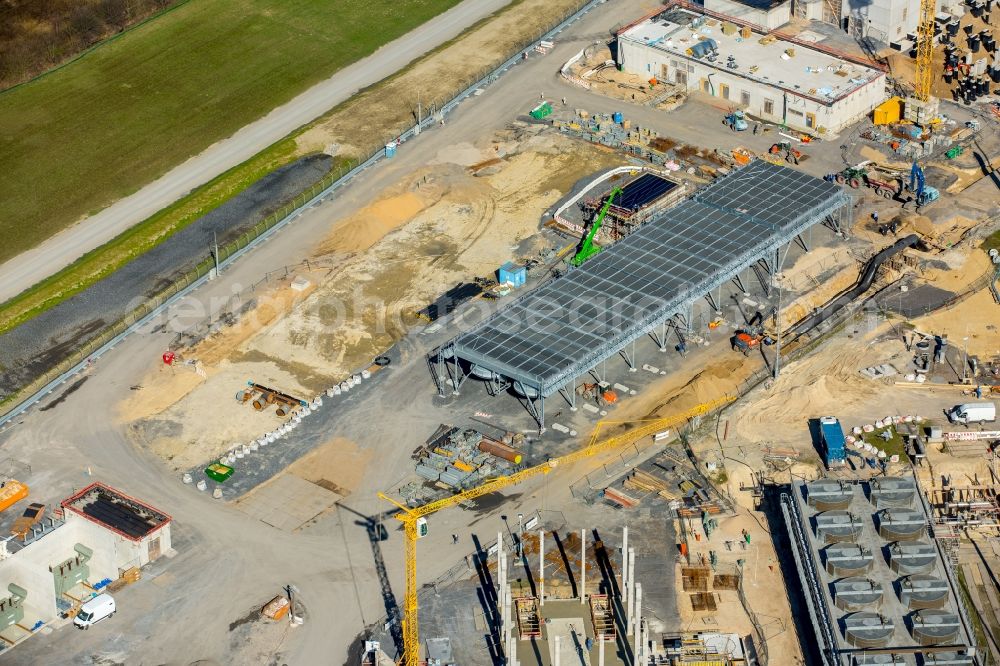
<box><xmin>0</xmin><ymin>481</ymin><xmax>28</xmax><ymax>512</ymax></box>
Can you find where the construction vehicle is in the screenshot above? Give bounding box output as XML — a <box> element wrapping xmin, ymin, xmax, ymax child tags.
<box><xmin>769</xmin><ymin>141</ymin><xmax>803</xmax><ymax>165</ymax></box>
<box><xmin>723</xmin><ymin>110</ymin><xmax>748</xmax><ymax>132</ymax></box>
<box><xmin>731</xmin><ymin>309</ymin><xmax>773</xmax><ymax>355</ymax></box>
<box><xmin>732</xmin><ymin>331</ymin><xmax>762</xmax><ymax>355</ymax></box>
<box><xmin>378</xmin><ymin>397</ymin><xmax>734</xmax><ymax>666</ymax></box>
<box><xmin>11</xmin><ymin>502</ymin><xmax>45</xmax><ymax>539</ymax></box>
<box><xmin>831</xmin><ymin>162</ymin><xmax>904</xmax><ymax>199</ymax></box>
<box><xmin>907</xmin><ymin>161</ymin><xmax>939</xmax><ymax>207</ymax></box>
<box><xmin>571</xmin><ymin>187</ymin><xmax>623</xmax><ymax>267</ymax></box>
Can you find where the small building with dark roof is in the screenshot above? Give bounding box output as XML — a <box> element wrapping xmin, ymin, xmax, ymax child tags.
<box><xmin>61</xmin><ymin>482</ymin><xmax>172</xmax><ymax>573</ymax></box>
<box><xmin>0</xmin><ymin>482</ymin><xmax>173</xmax><ymax>652</ymax></box>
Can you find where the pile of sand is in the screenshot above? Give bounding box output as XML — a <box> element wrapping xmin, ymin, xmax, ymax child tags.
<box><xmin>244</xmin><ymin>132</ymin><xmax>624</xmax><ymax>380</ymax></box>
<box><xmin>912</xmin><ymin>287</ymin><xmax>1000</xmax><ymax>357</ymax></box>
<box><xmin>728</xmin><ymin>334</ymin><xmax>885</xmax><ymax>447</ymax></box>
<box><xmin>131</xmin><ymin>360</ymin><xmax>313</xmax><ymax>470</ymax></box>
<box><xmin>286</xmin><ymin>437</ymin><xmax>372</xmax><ymax>498</ymax></box>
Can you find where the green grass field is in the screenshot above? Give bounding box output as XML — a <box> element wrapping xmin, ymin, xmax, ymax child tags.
<box><xmin>0</xmin><ymin>0</ymin><xmax>461</xmax><ymax>265</ymax></box>
<box><xmin>861</xmin><ymin>426</ymin><xmax>909</xmax><ymax>461</ymax></box>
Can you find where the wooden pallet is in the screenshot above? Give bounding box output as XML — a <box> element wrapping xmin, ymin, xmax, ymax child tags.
<box><xmin>682</xmin><ymin>567</ymin><xmax>710</xmax><ymax>591</ymax></box>
<box><xmin>712</xmin><ymin>574</ymin><xmax>739</xmax><ymax>591</ymax></box>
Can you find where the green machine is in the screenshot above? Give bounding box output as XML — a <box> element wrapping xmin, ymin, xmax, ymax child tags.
<box><xmin>571</xmin><ymin>187</ymin><xmax>623</xmax><ymax>267</ymax></box>
<box><xmin>529</xmin><ymin>101</ymin><xmax>552</xmax><ymax>120</ymax></box>
<box><xmin>51</xmin><ymin>543</ymin><xmax>93</xmax><ymax>597</ymax></box>
<box><xmin>0</xmin><ymin>584</ymin><xmax>27</xmax><ymax>630</ymax></box>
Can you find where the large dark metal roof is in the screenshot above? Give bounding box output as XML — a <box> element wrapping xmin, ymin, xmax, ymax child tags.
<box><xmin>449</xmin><ymin>160</ymin><xmax>848</xmax><ymax>395</ymax></box>
<box><xmin>63</xmin><ymin>482</ymin><xmax>170</xmax><ymax>540</ymax></box>
<box><xmin>614</xmin><ymin>173</ymin><xmax>679</xmax><ymax>211</ymax></box>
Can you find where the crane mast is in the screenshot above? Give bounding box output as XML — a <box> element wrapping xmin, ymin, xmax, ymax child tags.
<box><xmin>914</xmin><ymin>0</ymin><xmax>935</xmax><ymax>102</ymax></box>
<box><xmin>379</xmin><ymin>396</ymin><xmax>734</xmax><ymax>666</ymax></box>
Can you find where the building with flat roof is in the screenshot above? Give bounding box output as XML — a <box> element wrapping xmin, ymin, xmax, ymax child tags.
<box><xmin>616</xmin><ymin>2</ymin><xmax>887</xmax><ymax>134</ymax></box>
<box><xmin>705</xmin><ymin>0</ymin><xmax>791</xmax><ymax>30</ymax></box>
<box><xmin>0</xmin><ymin>483</ymin><xmax>172</xmax><ymax>653</ymax></box>
<box><xmin>61</xmin><ymin>482</ymin><xmax>171</xmax><ymax>568</ymax></box>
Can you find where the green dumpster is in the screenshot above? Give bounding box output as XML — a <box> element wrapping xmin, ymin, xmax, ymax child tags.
<box><xmin>529</xmin><ymin>102</ymin><xmax>552</xmax><ymax>120</ymax></box>
<box><xmin>205</xmin><ymin>462</ymin><xmax>234</xmax><ymax>482</ymax></box>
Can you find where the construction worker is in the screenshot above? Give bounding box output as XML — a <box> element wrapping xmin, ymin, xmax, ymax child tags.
<box><xmin>452</xmin><ymin>534</ymin><xmax>459</xmax><ymax>545</ymax></box>
<box><xmin>872</xmin><ymin>210</ymin><xmax>879</xmax><ymax>224</ymax></box>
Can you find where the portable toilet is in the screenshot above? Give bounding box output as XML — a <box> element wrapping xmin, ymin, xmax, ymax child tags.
<box><xmin>385</xmin><ymin>141</ymin><xmax>398</xmax><ymax>158</ymax></box>
<box><xmin>498</xmin><ymin>262</ymin><xmax>526</xmax><ymax>288</ymax></box>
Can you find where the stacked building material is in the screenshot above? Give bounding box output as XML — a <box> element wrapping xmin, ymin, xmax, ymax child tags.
<box><xmin>604</xmin><ymin>487</ymin><xmax>640</xmax><ymax>507</ymax></box>
<box><xmin>413</xmin><ymin>426</ymin><xmax>522</xmax><ymax>490</ymax></box>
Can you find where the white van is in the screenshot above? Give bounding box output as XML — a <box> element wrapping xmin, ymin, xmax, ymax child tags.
<box><xmin>948</xmin><ymin>402</ymin><xmax>997</xmax><ymax>425</ymax></box>
<box><xmin>74</xmin><ymin>593</ymin><xmax>115</xmax><ymax>630</ymax></box>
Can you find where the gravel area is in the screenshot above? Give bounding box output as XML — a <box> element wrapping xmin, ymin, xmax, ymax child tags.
<box><xmin>0</xmin><ymin>154</ymin><xmax>331</xmax><ymax>397</ymax></box>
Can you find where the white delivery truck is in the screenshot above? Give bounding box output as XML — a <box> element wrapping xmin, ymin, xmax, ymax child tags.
<box><xmin>948</xmin><ymin>402</ymin><xmax>996</xmax><ymax>425</ymax></box>
<box><xmin>74</xmin><ymin>593</ymin><xmax>115</xmax><ymax>629</ymax></box>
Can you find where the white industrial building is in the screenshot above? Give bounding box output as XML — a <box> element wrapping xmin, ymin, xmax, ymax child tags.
<box><xmin>0</xmin><ymin>483</ymin><xmax>171</xmax><ymax>650</ymax></box>
<box><xmin>705</xmin><ymin>0</ymin><xmax>791</xmax><ymax>30</ymax></box>
<box><xmin>700</xmin><ymin>0</ymin><xmax>943</xmax><ymax>45</ymax></box>
<box><xmin>617</xmin><ymin>5</ymin><xmax>887</xmax><ymax>134</ymax></box>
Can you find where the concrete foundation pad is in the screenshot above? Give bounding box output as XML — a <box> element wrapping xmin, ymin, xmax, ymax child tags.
<box><xmin>235</xmin><ymin>474</ymin><xmax>340</xmax><ymax>531</ymax></box>
<box><xmin>546</xmin><ymin>617</ymin><xmax>592</xmax><ymax>666</ymax></box>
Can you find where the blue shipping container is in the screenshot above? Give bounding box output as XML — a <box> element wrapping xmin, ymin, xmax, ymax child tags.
<box><xmin>498</xmin><ymin>262</ymin><xmax>526</xmax><ymax>287</ymax></box>
<box><xmin>819</xmin><ymin>416</ymin><xmax>847</xmax><ymax>466</ymax></box>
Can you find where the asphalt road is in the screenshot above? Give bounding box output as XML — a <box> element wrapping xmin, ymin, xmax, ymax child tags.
<box><xmin>0</xmin><ymin>155</ymin><xmax>330</xmax><ymax>398</ymax></box>
<box><xmin>0</xmin><ymin>0</ymin><xmax>513</xmax><ymax>305</ymax></box>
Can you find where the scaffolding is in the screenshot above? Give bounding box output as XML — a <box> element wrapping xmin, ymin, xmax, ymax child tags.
<box><xmin>587</xmin><ymin>594</ymin><xmax>615</xmax><ymax>641</ymax></box>
<box><xmin>514</xmin><ymin>597</ymin><xmax>541</xmax><ymax>638</ymax></box>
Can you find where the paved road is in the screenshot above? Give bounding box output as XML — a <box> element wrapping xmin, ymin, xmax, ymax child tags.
<box><xmin>0</xmin><ymin>0</ymin><xmax>512</xmax><ymax>304</ymax></box>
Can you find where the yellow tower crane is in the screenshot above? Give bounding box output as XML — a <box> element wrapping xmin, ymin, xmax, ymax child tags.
<box><xmin>379</xmin><ymin>396</ymin><xmax>734</xmax><ymax>666</ymax></box>
<box><xmin>908</xmin><ymin>0</ymin><xmax>939</xmax><ymax>125</ymax></box>
<box><xmin>914</xmin><ymin>0</ymin><xmax>936</xmax><ymax>102</ymax></box>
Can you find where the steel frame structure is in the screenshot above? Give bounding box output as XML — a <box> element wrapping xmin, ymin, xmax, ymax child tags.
<box><xmin>435</xmin><ymin>161</ymin><xmax>852</xmax><ymax>429</ymax></box>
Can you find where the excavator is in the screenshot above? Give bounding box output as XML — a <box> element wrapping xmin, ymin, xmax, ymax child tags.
<box><xmin>731</xmin><ymin>309</ymin><xmax>774</xmax><ymax>356</ymax></box>
<box><xmin>907</xmin><ymin>161</ymin><xmax>939</xmax><ymax>208</ymax></box>
<box><xmin>571</xmin><ymin>186</ymin><xmax>623</xmax><ymax>267</ymax></box>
